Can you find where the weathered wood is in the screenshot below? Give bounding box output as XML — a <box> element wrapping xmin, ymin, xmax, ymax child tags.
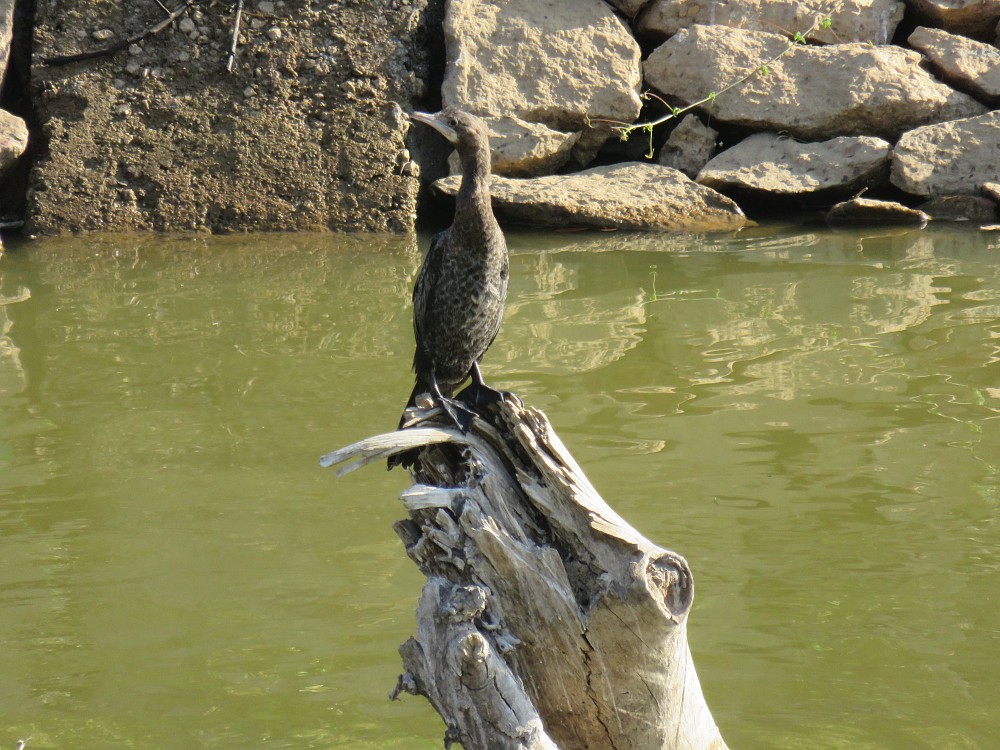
<box><xmin>322</xmin><ymin>395</ymin><xmax>729</xmax><ymax>750</ymax></box>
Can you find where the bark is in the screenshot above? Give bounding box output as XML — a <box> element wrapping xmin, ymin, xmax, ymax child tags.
<box><xmin>321</xmin><ymin>395</ymin><xmax>729</xmax><ymax>750</ymax></box>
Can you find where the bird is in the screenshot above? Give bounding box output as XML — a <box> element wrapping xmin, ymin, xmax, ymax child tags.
<box><xmin>391</xmin><ymin>108</ymin><xmax>509</xmax><ymax>464</ymax></box>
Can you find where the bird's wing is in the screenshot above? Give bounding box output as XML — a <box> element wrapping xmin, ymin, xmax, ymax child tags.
<box><xmin>412</xmin><ymin>230</ymin><xmax>447</xmax><ymax>372</ymax></box>
<box><xmin>484</xmin><ymin>245</ymin><xmax>509</xmax><ymax>352</ymax></box>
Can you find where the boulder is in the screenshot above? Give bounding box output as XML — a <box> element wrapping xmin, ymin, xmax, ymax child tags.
<box><xmin>0</xmin><ymin>108</ymin><xmax>27</xmax><ymax>173</ymax></box>
<box><xmin>697</xmin><ymin>133</ymin><xmax>891</xmax><ymax>196</ymax></box>
<box><xmin>891</xmin><ymin>111</ymin><xmax>1000</xmax><ymax>196</ymax></box>
<box><xmin>907</xmin><ymin>0</ymin><xmax>1000</xmax><ymax>40</ymax></box>
<box><xmin>918</xmin><ymin>194</ymin><xmax>998</xmax><ymax>221</ymax></box>
<box><xmin>432</xmin><ymin>162</ymin><xmax>747</xmax><ymax>231</ymax></box>
<box><xmin>447</xmin><ymin>116</ymin><xmax>579</xmax><ymax>178</ymax></box>
<box><xmin>441</xmin><ymin>0</ymin><xmax>642</xmax><ymax>165</ymax></box>
<box><xmin>656</xmin><ymin>115</ymin><xmax>717</xmax><ymax>177</ymax></box>
<box><xmin>637</xmin><ymin>0</ymin><xmax>904</xmax><ymax>45</ymax></box>
<box><xmin>982</xmin><ymin>182</ymin><xmax>1000</xmax><ymax>203</ymax></box>
<box><xmin>644</xmin><ymin>25</ymin><xmax>987</xmax><ymax>140</ymax></box>
<box><xmin>908</xmin><ymin>27</ymin><xmax>1000</xmax><ymax>105</ymax></box>
<box><xmin>826</xmin><ymin>197</ymin><xmax>930</xmax><ymax>225</ymax></box>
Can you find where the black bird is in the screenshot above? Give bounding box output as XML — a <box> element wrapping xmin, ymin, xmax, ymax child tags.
<box><xmin>395</xmin><ymin>108</ymin><xmax>509</xmax><ymax>443</ymax></box>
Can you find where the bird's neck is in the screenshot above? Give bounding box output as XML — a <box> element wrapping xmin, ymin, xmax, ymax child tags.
<box><xmin>454</xmin><ymin>138</ymin><xmax>496</xmax><ymax>235</ymax></box>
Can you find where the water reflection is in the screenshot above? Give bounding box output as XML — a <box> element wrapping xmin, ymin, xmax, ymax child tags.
<box><xmin>0</xmin><ymin>225</ymin><xmax>998</xmax><ymax>749</ymax></box>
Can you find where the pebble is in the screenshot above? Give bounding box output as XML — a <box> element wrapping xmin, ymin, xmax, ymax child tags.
<box><xmin>126</xmin><ymin>61</ymin><xmax>142</xmax><ymax>76</ymax></box>
<box><xmin>258</xmin><ymin>0</ymin><xmax>276</xmax><ymax>13</ymax></box>
<box><xmin>128</xmin><ymin>43</ymin><xmax>142</xmax><ymax>56</ymax></box>
<box><xmin>243</xmin><ymin>86</ymin><xmax>255</xmax><ymax>97</ymax></box>
<box><xmin>92</xmin><ymin>28</ymin><xmax>115</xmax><ymax>42</ymax></box>
<box><xmin>178</xmin><ymin>50</ymin><xmax>191</xmax><ymax>62</ymax></box>
<box><xmin>178</xmin><ymin>17</ymin><xmax>196</xmax><ymax>34</ymax></box>
<box><xmin>267</xmin><ymin>27</ymin><xmax>282</xmax><ymax>41</ymax></box>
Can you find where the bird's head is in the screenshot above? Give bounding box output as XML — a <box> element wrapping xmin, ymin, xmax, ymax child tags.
<box><xmin>410</xmin><ymin>108</ymin><xmax>490</xmax><ymax>152</ymax></box>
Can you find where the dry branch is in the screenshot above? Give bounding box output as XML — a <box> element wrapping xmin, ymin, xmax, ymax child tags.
<box><xmin>322</xmin><ymin>395</ymin><xmax>729</xmax><ymax>750</ymax></box>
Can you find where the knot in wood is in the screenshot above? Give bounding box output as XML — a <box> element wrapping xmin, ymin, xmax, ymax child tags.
<box><xmin>455</xmin><ymin>632</ymin><xmax>490</xmax><ymax>690</ymax></box>
<box><xmin>646</xmin><ymin>552</ymin><xmax>693</xmax><ymax>620</ymax></box>
<box><xmin>444</xmin><ymin>584</ymin><xmax>488</xmax><ymax>623</ymax></box>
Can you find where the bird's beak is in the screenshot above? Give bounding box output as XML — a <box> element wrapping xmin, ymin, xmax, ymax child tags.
<box><xmin>410</xmin><ymin>111</ymin><xmax>459</xmax><ymax>145</ymax></box>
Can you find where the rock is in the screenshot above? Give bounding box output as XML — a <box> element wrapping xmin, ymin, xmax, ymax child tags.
<box><xmin>0</xmin><ymin>109</ymin><xmax>28</xmax><ymax>173</ymax></box>
<box><xmin>891</xmin><ymin>111</ymin><xmax>1000</xmax><ymax>196</ymax></box>
<box><xmin>1</xmin><ymin>0</ymin><xmax>13</xmax><ymax>74</ymax></box>
<box><xmin>656</xmin><ymin>115</ymin><xmax>717</xmax><ymax>177</ymax></box>
<box><xmin>432</xmin><ymin>162</ymin><xmax>747</xmax><ymax>231</ymax></box>
<box><xmin>644</xmin><ymin>25</ymin><xmax>988</xmax><ymax>140</ymax></box>
<box><xmin>908</xmin><ymin>27</ymin><xmax>1000</xmax><ymax>105</ymax></box>
<box><xmin>697</xmin><ymin>132</ymin><xmax>891</xmax><ymax>196</ymax></box>
<box><xmin>826</xmin><ymin>197</ymin><xmax>930</xmax><ymax>225</ymax></box>
<box><xmin>441</xmin><ymin>0</ymin><xmax>642</xmax><ymax>165</ymax></box>
<box><xmin>907</xmin><ymin>0</ymin><xmax>1000</xmax><ymax>40</ymax></box>
<box><xmin>918</xmin><ymin>194</ymin><xmax>998</xmax><ymax>221</ymax></box>
<box><xmin>982</xmin><ymin>182</ymin><xmax>1000</xmax><ymax>203</ymax></box>
<box><xmin>447</xmin><ymin>116</ymin><xmax>579</xmax><ymax>178</ymax></box>
<box><xmin>637</xmin><ymin>0</ymin><xmax>904</xmax><ymax>45</ymax></box>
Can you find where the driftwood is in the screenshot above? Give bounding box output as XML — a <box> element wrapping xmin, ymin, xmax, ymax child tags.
<box><xmin>322</xmin><ymin>394</ymin><xmax>729</xmax><ymax>750</ymax></box>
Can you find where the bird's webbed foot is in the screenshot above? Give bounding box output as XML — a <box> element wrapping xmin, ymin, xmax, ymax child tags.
<box><xmin>435</xmin><ymin>394</ymin><xmax>478</xmax><ymax>433</ymax></box>
<box><xmin>459</xmin><ymin>362</ymin><xmax>521</xmax><ymax>409</ymax></box>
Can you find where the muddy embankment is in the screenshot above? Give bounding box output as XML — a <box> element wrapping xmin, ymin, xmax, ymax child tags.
<box><xmin>1</xmin><ymin>0</ymin><xmax>999</xmax><ymax>239</ymax></box>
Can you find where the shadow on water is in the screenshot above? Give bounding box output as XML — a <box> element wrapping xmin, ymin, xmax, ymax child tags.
<box><xmin>1</xmin><ymin>224</ymin><xmax>999</xmax><ymax>748</ymax></box>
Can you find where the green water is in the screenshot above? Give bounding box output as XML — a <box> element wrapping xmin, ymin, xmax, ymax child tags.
<box><xmin>0</xmin><ymin>226</ymin><xmax>998</xmax><ymax>749</ymax></box>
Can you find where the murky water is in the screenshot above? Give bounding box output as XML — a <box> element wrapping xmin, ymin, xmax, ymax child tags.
<box><xmin>1</xmin><ymin>225</ymin><xmax>998</xmax><ymax>749</ymax></box>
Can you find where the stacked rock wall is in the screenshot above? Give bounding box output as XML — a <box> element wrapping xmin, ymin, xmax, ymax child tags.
<box><xmin>430</xmin><ymin>0</ymin><xmax>1000</xmax><ymax>228</ymax></box>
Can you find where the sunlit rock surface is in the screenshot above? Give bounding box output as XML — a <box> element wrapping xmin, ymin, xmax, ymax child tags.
<box><xmin>433</xmin><ymin>162</ymin><xmax>746</xmax><ymax>231</ymax></box>
<box><xmin>891</xmin><ymin>112</ymin><xmax>1000</xmax><ymax>197</ymax></box>
<box><xmin>656</xmin><ymin>115</ymin><xmax>718</xmax><ymax>178</ymax></box>
<box><xmin>637</xmin><ymin>0</ymin><xmax>904</xmax><ymax>45</ymax></box>
<box><xmin>908</xmin><ymin>27</ymin><xmax>1000</xmax><ymax>105</ymax></box>
<box><xmin>447</xmin><ymin>116</ymin><xmax>579</xmax><ymax>178</ymax></box>
<box><xmin>644</xmin><ymin>25</ymin><xmax>987</xmax><ymax>140</ymax></box>
<box><xmin>698</xmin><ymin>132</ymin><xmax>891</xmax><ymax>196</ymax></box>
<box><xmin>826</xmin><ymin>197</ymin><xmax>930</xmax><ymax>224</ymax></box>
<box><xmin>441</xmin><ymin>0</ymin><xmax>642</xmax><ymax>165</ymax></box>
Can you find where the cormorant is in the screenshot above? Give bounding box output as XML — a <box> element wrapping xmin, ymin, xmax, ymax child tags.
<box><xmin>393</xmin><ymin>108</ymin><xmax>509</xmax><ymax>452</ymax></box>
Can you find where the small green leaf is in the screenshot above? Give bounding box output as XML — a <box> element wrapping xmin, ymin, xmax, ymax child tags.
<box><xmin>759</xmin><ymin>63</ymin><xmax>770</xmax><ymax>76</ymax></box>
<box><xmin>707</xmin><ymin>91</ymin><xmax>717</xmax><ymax>102</ymax></box>
<box><xmin>671</xmin><ymin>106</ymin><xmax>682</xmax><ymax>117</ymax></box>
<box><xmin>794</xmin><ymin>31</ymin><xmax>806</xmax><ymax>44</ymax></box>
<box><xmin>821</xmin><ymin>17</ymin><xmax>832</xmax><ymax>29</ymax></box>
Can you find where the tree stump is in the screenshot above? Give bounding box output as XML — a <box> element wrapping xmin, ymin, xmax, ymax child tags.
<box><xmin>321</xmin><ymin>394</ymin><xmax>729</xmax><ymax>750</ymax></box>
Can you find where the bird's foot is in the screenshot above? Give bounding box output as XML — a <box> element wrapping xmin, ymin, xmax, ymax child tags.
<box><xmin>457</xmin><ymin>382</ymin><xmax>520</xmax><ymax>410</ymax></box>
<box><xmin>436</xmin><ymin>394</ymin><xmax>479</xmax><ymax>433</ymax></box>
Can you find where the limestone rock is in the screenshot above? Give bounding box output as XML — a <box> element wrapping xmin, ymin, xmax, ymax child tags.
<box><xmin>891</xmin><ymin>111</ymin><xmax>1000</xmax><ymax>196</ymax></box>
<box><xmin>982</xmin><ymin>182</ymin><xmax>1000</xmax><ymax>203</ymax></box>
<box><xmin>697</xmin><ymin>133</ymin><xmax>891</xmax><ymax>196</ymax></box>
<box><xmin>826</xmin><ymin>197</ymin><xmax>930</xmax><ymax>225</ymax></box>
<box><xmin>908</xmin><ymin>27</ymin><xmax>1000</xmax><ymax>105</ymax></box>
<box><xmin>432</xmin><ymin>162</ymin><xmax>747</xmax><ymax>231</ymax></box>
<box><xmin>907</xmin><ymin>0</ymin><xmax>1000</xmax><ymax>40</ymax></box>
<box><xmin>447</xmin><ymin>116</ymin><xmax>579</xmax><ymax>178</ymax></box>
<box><xmin>637</xmin><ymin>0</ymin><xmax>904</xmax><ymax>45</ymax></box>
<box><xmin>441</xmin><ymin>0</ymin><xmax>642</xmax><ymax>164</ymax></box>
<box><xmin>656</xmin><ymin>115</ymin><xmax>717</xmax><ymax>177</ymax></box>
<box><xmin>1</xmin><ymin>0</ymin><xmax>13</xmax><ymax>74</ymax></box>
<box><xmin>918</xmin><ymin>194</ymin><xmax>998</xmax><ymax>222</ymax></box>
<box><xmin>644</xmin><ymin>25</ymin><xmax>988</xmax><ymax>140</ymax></box>
<box><xmin>0</xmin><ymin>109</ymin><xmax>27</xmax><ymax>173</ymax></box>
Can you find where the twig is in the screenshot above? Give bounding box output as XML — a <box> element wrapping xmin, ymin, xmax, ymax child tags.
<box><xmin>41</xmin><ymin>1</ymin><xmax>196</xmax><ymax>66</ymax></box>
<box><xmin>226</xmin><ymin>0</ymin><xmax>244</xmax><ymax>73</ymax></box>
